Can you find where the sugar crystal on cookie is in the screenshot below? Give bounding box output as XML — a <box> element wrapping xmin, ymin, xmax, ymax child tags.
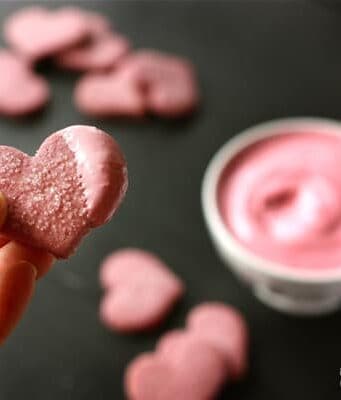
<box><xmin>0</xmin><ymin>125</ymin><xmax>127</xmax><ymax>258</ymax></box>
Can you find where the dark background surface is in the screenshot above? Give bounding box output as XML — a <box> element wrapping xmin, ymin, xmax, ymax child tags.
<box><xmin>0</xmin><ymin>1</ymin><xmax>340</xmax><ymax>399</ymax></box>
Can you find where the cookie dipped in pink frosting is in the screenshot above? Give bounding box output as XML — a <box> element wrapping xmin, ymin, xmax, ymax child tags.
<box><xmin>0</xmin><ymin>125</ymin><xmax>127</xmax><ymax>258</ymax></box>
<box><xmin>219</xmin><ymin>130</ymin><xmax>341</xmax><ymax>269</ymax></box>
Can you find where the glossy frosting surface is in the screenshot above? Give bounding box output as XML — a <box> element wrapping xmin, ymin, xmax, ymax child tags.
<box><xmin>219</xmin><ymin>131</ymin><xmax>341</xmax><ymax>269</ymax></box>
<box><xmin>61</xmin><ymin>125</ymin><xmax>127</xmax><ymax>226</ymax></box>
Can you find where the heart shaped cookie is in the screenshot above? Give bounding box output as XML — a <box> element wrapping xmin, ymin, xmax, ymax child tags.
<box><xmin>75</xmin><ymin>70</ymin><xmax>145</xmax><ymax>118</ymax></box>
<box><xmin>0</xmin><ymin>125</ymin><xmax>128</xmax><ymax>258</ymax></box>
<box><xmin>4</xmin><ymin>7</ymin><xmax>89</xmax><ymax>61</ymax></box>
<box><xmin>187</xmin><ymin>302</ymin><xmax>249</xmax><ymax>380</ymax></box>
<box><xmin>56</xmin><ymin>33</ymin><xmax>130</xmax><ymax>72</ymax></box>
<box><xmin>0</xmin><ymin>50</ymin><xmax>49</xmax><ymax>116</ymax></box>
<box><xmin>122</xmin><ymin>50</ymin><xmax>200</xmax><ymax>117</ymax></box>
<box><xmin>99</xmin><ymin>248</ymin><xmax>184</xmax><ymax>332</ymax></box>
<box><xmin>125</xmin><ymin>334</ymin><xmax>228</xmax><ymax>400</ymax></box>
<box><xmin>74</xmin><ymin>49</ymin><xmax>199</xmax><ymax>118</ymax></box>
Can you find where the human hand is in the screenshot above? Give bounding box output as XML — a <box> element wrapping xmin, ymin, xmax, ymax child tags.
<box><xmin>0</xmin><ymin>192</ymin><xmax>54</xmax><ymax>344</ymax></box>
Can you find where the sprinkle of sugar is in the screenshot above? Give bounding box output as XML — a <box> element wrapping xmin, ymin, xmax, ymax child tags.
<box><xmin>0</xmin><ymin>135</ymin><xmax>90</xmax><ymax>256</ymax></box>
<box><xmin>0</xmin><ymin>125</ymin><xmax>127</xmax><ymax>258</ymax></box>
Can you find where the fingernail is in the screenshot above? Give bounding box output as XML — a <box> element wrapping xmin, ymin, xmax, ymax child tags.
<box><xmin>26</xmin><ymin>262</ymin><xmax>37</xmax><ymax>279</ymax></box>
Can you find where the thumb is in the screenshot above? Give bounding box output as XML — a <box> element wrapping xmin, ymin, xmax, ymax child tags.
<box><xmin>0</xmin><ymin>261</ymin><xmax>36</xmax><ymax>345</ymax></box>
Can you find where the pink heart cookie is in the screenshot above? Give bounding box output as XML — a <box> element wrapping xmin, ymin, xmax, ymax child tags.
<box><xmin>74</xmin><ymin>49</ymin><xmax>199</xmax><ymax>118</ymax></box>
<box><xmin>187</xmin><ymin>302</ymin><xmax>249</xmax><ymax>380</ymax></box>
<box><xmin>0</xmin><ymin>50</ymin><xmax>49</xmax><ymax>116</ymax></box>
<box><xmin>99</xmin><ymin>248</ymin><xmax>184</xmax><ymax>332</ymax></box>
<box><xmin>125</xmin><ymin>334</ymin><xmax>227</xmax><ymax>400</ymax></box>
<box><xmin>56</xmin><ymin>33</ymin><xmax>130</xmax><ymax>72</ymax></box>
<box><xmin>157</xmin><ymin>329</ymin><xmax>191</xmax><ymax>353</ymax></box>
<box><xmin>120</xmin><ymin>50</ymin><xmax>200</xmax><ymax>117</ymax></box>
<box><xmin>75</xmin><ymin>70</ymin><xmax>145</xmax><ymax>118</ymax></box>
<box><xmin>4</xmin><ymin>7</ymin><xmax>90</xmax><ymax>61</ymax></box>
<box><xmin>0</xmin><ymin>125</ymin><xmax>128</xmax><ymax>258</ymax></box>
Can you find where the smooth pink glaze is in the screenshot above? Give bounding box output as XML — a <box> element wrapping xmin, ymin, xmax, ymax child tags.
<box><xmin>61</xmin><ymin>125</ymin><xmax>127</xmax><ymax>226</ymax></box>
<box><xmin>219</xmin><ymin>131</ymin><xmax>341</xmax><ymax>269</ymax></box>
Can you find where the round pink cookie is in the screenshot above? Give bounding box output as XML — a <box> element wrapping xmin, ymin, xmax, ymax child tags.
<box><xmin>121</xmin><ymin>50</ymin><xmax>200</xmax><ymax>117</ymax></box>
<box><xmin>125</xmin><ymin>337</ymin><xmax>227</xmax><ymax>400</ymax></box>
<box><xmin>74</xmin><ymin>70</ymin><xmax>145</xmax><ymax>117</ymax></box>
<box><xmin>0</xmin><ymin>50</ymin><xmax>49</xmax><ymax>116</ymax></box>
<box><xmin>99</xmin><ymin>249</ymin><xmax>184</xmax><ymax>332</ymax></box>
<box><xmin>56</xmin><ymin>33</ymin><xmax>130</xmax><ymax>72</ymax></box>
<box><xmin>187</xmin><ymin>302</ymin><xmax>249</xmax><ymax>380</ymax></box>
<box><xmin>0</xmin><ymin>125</ymin><xmax>128</xmax><ymax>258</ymax></box>
<box><xmin>4</xmin><ymin>7</ymin><xmax>90</xmax><ymax>61</ymax></box>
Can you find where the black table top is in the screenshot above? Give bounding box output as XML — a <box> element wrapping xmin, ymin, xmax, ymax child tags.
<box><xmin>0</xmin><ymin>1</ymin><xmax>340</xmax><ymax>399</ymax></box>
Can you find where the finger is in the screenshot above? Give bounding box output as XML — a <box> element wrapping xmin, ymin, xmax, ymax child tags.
<box><xmin>0</xmin><ymin>261</ymin><xmax>36</xmax><ymax>345</ymax></box>
<box><xmin>0</xmin><ymin>192</ymin><xmax>7</xmax><ymax>230</ymax></box>
<box><xmin>0</xmin><ymin>235</ymin><xmax>10</xmax><ymax>248</ymax></box>
<box><xmin>0</xmin><ymin>242</ymin><xmax>54</xmax><ymax>279</ymax></box>
<box><xmin>0</xmin><ymin>193</ymin><xmax>10</xmax><ymax>248</ymax></box>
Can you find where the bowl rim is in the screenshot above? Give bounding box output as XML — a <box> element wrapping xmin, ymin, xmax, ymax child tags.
<box><xmin>201</xmin><ymin>116</ymin><xmax>341</xmax><ymax>285</ymax></box>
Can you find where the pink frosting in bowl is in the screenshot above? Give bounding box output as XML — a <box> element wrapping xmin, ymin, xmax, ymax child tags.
<box><xmin>218</xmin><ymin>123</ymin><xmax>341</xmax><ymax>271</ymax></box>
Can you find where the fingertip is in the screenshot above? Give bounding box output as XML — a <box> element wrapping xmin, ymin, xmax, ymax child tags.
<box><xmin>0</xmin><ymin>241</ymin><xmax>54</xmax><ymax>280</ymax></box>
<box><xmin>0</xmin><ymin>234</ymin><xmax>10</xmax><ymax>249</ymax></box>
<box><xmin>11</xmin><ymin>261</ymin><xmax>37</xmax><ymax>281</ymax></box>
<box><xmin>25</xmin><ymin>248</ymin><xmax>54</xmax><ymax>279</ymax></box>
<box><xmin>0</xmin><ymin>261</ymin><xmax>36</xmax><ymax>345</ymax></box>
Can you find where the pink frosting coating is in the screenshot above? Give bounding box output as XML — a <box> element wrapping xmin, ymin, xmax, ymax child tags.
<box><xmin>219</xmin><ymin>130</ymin><xmax>341</xmax><ymax>270</ymax></box>
<box><xmin>60</xmin><ymin>125</ymin><xmax>127</xmax><ymax>226</ymax></box>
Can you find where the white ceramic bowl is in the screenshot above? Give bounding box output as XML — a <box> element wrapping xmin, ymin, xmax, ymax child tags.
<box><xmin>202</xmin><ymin>117</ymin><xmax>341</xmax><ymax>315</ymax></box>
